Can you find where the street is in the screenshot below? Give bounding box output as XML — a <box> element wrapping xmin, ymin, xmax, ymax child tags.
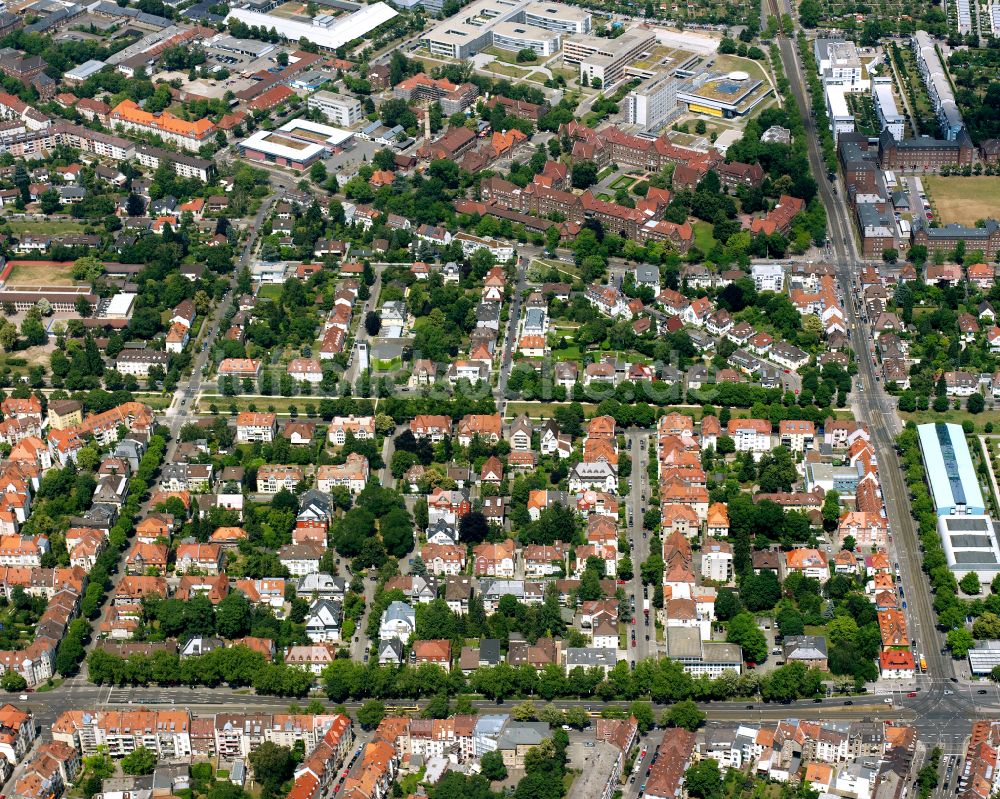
<box><xmin>625</xmin><ymin>429</ymin><xmax>654</xmax><ymax>664</ymax></box>
<box><xmin>772</xmin><ymin>3</ymin><xmax>967</xmax><ymax>750</ymax></box>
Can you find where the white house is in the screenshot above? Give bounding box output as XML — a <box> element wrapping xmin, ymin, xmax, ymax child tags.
<box><xmin>751</xmin><ymin>263</ymin><xmax>784</xmax><ymax>293</ymax></box>
<box><xmin>379</xmin><ymin>601</ymin><xmax>416</xmax><ymax>642</ymax></box>
<box><xmin>567</xmin><ymin>461</ymin><xmax>617</xmax><ymax>493</ymax></box>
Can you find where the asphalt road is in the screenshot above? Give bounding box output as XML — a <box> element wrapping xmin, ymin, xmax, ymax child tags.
<box><xmin>13</xmin><ymin>681</ymin><xmax>912</xmax><ymax>738</ymax></box>
<box><xmin>773</xmin><ymin>15</ymin><xmax>972</xmax><ymax>751</ymax></box>
<box><xmin>625</xmin><ymin>429</ymin><xmax>654</xmax><ymax>664</ymax></box>
<box><xmin>496</xmin><ymin>257</ymin><xmax>530</xmax><ymax>419</ymax></box>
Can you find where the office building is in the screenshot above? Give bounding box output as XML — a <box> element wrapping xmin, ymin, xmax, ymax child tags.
<box><xmin>491</xmin><ymin>21</ymin><xmax>560</xmax><ymax>56</ymax></box>
<box><xmin>564</xmin><ymin>28</ymin><xmax>657</xmax><ymax>88</ymax></box>
<box><xmin>522</xmin><ymin>1</ymin><xmax>590</xmax><ymax>32</ymax></box>
<box><xmin>307</xmin><ymin>91</ymin><xmax>363</xmax><ymax>127</ymax></box>
<box><xmin>419</xmin><ymin>0</ymin><xmax>589</xmax><ymax>60</ymax></box>
<box><xmin>625</xmin><ymin>72</ymin><xmax>683</xmax><ymax>130</ymax></box>
<box><xmin>814</xmin><ymin>39</ymin><xmax>863</xmax><ymax>88</ymax></box>
<box><xmin>823</xmin><ymin>82</ymin><xmax>855</xmax><ymax>141</ymax></box>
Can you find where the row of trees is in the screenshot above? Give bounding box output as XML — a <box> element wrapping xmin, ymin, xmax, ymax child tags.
<box><xmin>322</xmin><ymin>655</ymin><xmax>826</xmax><ymax>704</ymax></box>
<box><xmin>55</xmin><ymin>432</ymin><xmax>168</xmax><ymax>676</ymax></box>
<box><xmin>86</xmin><ymin>644</ymin><xmax>314</xmax><ymax>697</ymax></box>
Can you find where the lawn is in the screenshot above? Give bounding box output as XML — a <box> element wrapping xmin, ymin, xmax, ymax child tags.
<box><xmin>609</xmin><ymin>175</ymin><xmax>636</xmax><ymax>191</ymax></box>
<box><xmin>132</xmin><ymin>393</ymin><xmax>177</xmax><ymax>410</ymax></box>
<box><xmin>484</xmin><ymin>61</ymin><xmax>524</xmax><ymax>79</ymax></box>
<box><xmin>5</xmin><ymin>261</ymin><xmax>77</xmax><ymax>286</ymax></box>
<box><xmin>4</xmin><ymin>219</ymin><xmax>87</xmax><ymax>235</ymax></box>
<box><xmin>596</xmin><ymin>193</ymin><xmax>613</xmax><ymax>202</ymax></box>
<box><xmin>552</xmin><ymin>344</ymin><xmax>582</xmax><ymax>360</ymax></box>
<box><xmin>257</xmin><ymin>284</ymin><xmax>283</xmax><ymax>300</ymax></box>
<box><xmin>528</xmin><ymin>258</ymin><xmax>579</xmax><ymax>281</ymax></box>
<box><xmin>922</xmin><ymin>176</ymin><xmax>1000</xmax><ymax>226</ymax></box>
<box><xmin>199</xmin><ymin>395</ymin><xmax>322</xmax><ymax>415</ymax></box>
<box><xmin>900</xmin><ymin>408</ymin><xmax>1000</xmax><ymax>430</ymax></box>
<box><xmin>481</xmin><ymin>46</ymin><xmax>531</xmax><ymax>66</ymax></box>
<box><xmin>504</xmin><ymin>401</ymin><xmax>599</xmax><ymax>419</ymax></box>
<box><xmin>692</xmin><ymin>220</ymin><xmax>717</xmax><ymax>254</ymax></box>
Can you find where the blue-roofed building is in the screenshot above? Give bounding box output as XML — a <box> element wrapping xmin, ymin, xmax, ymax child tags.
<box><xmin>918</xmin><ymin>423</ymin><xmax>986</xmax><ymax>515</ymax></box>
<box><xmin>473</xmin><ymin>714</ymin><xmax>509</xmax><ymax>756</ymax></box>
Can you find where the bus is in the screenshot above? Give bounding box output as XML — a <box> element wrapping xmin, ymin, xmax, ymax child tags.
<box><xmin>919</xmin><ymin>655</ymin><xmax>927</xmax><ymax>672</ymax></box>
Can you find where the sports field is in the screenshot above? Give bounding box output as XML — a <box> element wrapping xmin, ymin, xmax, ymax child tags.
<box><xmin>5</xmin><ymin>261</ymin><xmax>76</xmax><ymax>286</ymax></box>
<box><xmin>923</xmin><ymin>176</ymin><xmax>1000</xmax><ymax>225</ymax></box>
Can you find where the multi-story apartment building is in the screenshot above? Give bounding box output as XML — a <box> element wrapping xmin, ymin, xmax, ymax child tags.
<box><xmin>110</xmin><ymin>100</ymin><xmax>216</xmax><ymax>152</ymax></box>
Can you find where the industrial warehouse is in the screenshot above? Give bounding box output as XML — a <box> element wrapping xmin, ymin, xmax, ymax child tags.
<box><xmin>918</xmin><ymin>423</ymin><xmax>998</xmax><ymax>581</ymax></box>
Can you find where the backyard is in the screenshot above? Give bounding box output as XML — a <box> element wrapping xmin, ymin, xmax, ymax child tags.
<box><xmin>3</xmin><ymin>219</ymin><xmax>88</xmax><ymax>236</ymax></box>
<box><xmin>693</xmin><ymin>221</ymin><xmax>718</xmax><ymax>254</ymax></box>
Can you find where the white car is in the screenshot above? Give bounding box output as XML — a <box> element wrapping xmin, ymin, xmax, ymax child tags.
<box><xmin>883</xmin><ymin>698</ymin><xmax>892</xmax><ymax>704</ymax></box>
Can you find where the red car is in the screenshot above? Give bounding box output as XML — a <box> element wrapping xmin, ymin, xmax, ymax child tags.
<box><xmin>631</xmin><ymin>617</ymin><xmax>636</xmax><ymax>624</ymax></box>
<box><xmin>631</xmin><ymin>638</ymin><xmax>636</xmax><ymax>647</ymax></box>
<box><xmin>906</xmin><ymin>692</ymin><xmax>917</xmax><ymax>698</ymax></box>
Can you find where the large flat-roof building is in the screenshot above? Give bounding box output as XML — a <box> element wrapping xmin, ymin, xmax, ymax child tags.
<box><xmin>522</xmin><ymin>1</ymin><xmax>590</xmax><ymax>32</ymax></box>
<box><xmin>625</xmin><ymin>71</ymin><xmax>684</xmax><ymax>130</ymax></box>
<box><xmin>912</xmin><ymin>30</ymin><xmax>964</xmax><ymax>140</ymax></box>
<box><xmin>917</xmin><ymin>423</ymin><xmax>986</xmax><ymax>515</ymax></box>
<box><xmin>956</xmin><ymin>0</ymin><xmax>972</xmax><ymax>33</ymax></box>
<box><xmin>491</xmin><ymin>20</ymin><xmax>560</xmax><ymax>56</ymax></box>
<box><xmin>872</xmin><ymin>77</ymin><xmax>905</xmax><ymax>140</ymax></box>
<box><xmin>564</xmin><ymin>27</ymin><xmax>657</xmax><ymax>89</ymax></box>
<box><xmin>814</xmin><ymin>39</ymin><xmax>863</xmax><ymax>89</ymax></box>
<box><xmin>419</xmin><ymin>0</ymin><xmax>589</xmax><ymax>60</ymax></box>
<box><xmin>676</xmin><ymin>70</ymin><xmax>772</xmax><ymax>119</ymax></box>
<box><xmin>969</xmin><ymin>640</ymin><xmax>1000</xmax><ymax>675</ymax></box>
<box><xmin>937</xmin><ymin>515</ymin><xmax>1000</xmax><ymax>579</ymax></box>
<box><xmin>307</xmin><ymin>91</ymin><xmax>363</xmax><ymax>127</ymax></box>
<box><xmin>225</xmin><ymin>2</ymin><xmax>398</xmax><ymax>52</ymax></box>
<box><xmin>662</xmin><ymin>628</ymin><xmax>742</xmax><ymax>677</ymax></box>
<box><xmin>238</xmin><ymin>118</ymin><xmax>354</xmax><ymax>170</ymax></box>
<box><xmin>823</xmin><ymin>82</ymin><xmax>855</xmax><ymax>141</ymax></box>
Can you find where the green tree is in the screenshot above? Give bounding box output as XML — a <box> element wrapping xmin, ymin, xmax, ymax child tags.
<box><xmin>821</xmin><ymin>490</ymin><xmax>841</xmax><ymax>531</ymax></box>
<box><xmin>685</xmin><ymin>759</ymin><xmax>723</xmax><ymax>799</ymax></box>
<box><xmin>0</xmin><ymin>670</ymin><xmax>26</xmax><ymax>692</ymax></box>
<box><xmin>629</xmin><ymin>700</ymin><xmax>655</xmax><ymax>733</ymax></box>
<box><xmin>662</xmin><ymin>698</ymin><xmax>705</xmax><ymax>730</ymax></box>
<box><xmin>357</xmin><ymin>699</ymin><xmax>386</xmax><ymax>730</ymax></box>
<box><xmin>714</xmin><ymin>589</ymin><xmax>741</xmax><ymax>621</ymax></box>
<box><xmin>480</xmin><ymin>750</ymin><xmax>507</xmax><ymax>781</ymax></box>
<box><xmin>726</xmin><ymin>612</ymin><xmax>768</xmax><ymax>663</ymax></box>
<box><xmin>121</xmin><ymin>746</ymin><xmax>157</xmax><ymax>775</ymax></box>
<box><xmin>572</xmin><ymin>161</ymin><xmax>598</xmax><ymax>189</ymax></box>
<box><xmin>216</xmin><ymin>590</ymin><xmax>253</xmax><ymax>639</ymax></box>
<box><xmin>248</xmin><ymin>742</ymin><xmax>293</xmax><ymax>799</ymax></box>
<box><xmin>960</xmin><ymin>571</ymin><xmax>982</xmax><ymax>594</ymax></box>
<box><xmin>799</xmin><ymin>0</ymin><xmax>821</xmax><ymax>27</ymax></box>
<box><xmin>947</xmin><ymin>628</ymin><xmax>974</xmax><ymax>657</ymax></box>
